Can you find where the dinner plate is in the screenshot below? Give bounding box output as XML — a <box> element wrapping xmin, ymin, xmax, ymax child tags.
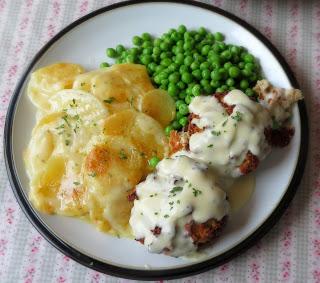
<box><xmin>4</xmin><ymin>0</ymin><xmax>308</xmax><ymax>280</ymax></box>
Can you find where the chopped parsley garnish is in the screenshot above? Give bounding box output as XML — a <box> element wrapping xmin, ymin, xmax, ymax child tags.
<box><xmin>149</xmin><ymin>194</ymin><xmax>154</xmax><ymax>198</ymax></box>
<box><xmin>207</xmin><ymin>144</ymin><xmax>213</xmax><ymax>148</ymax></box>
<box><xmin>80</xmin><ymin>82</ymin><xmax>86</xmax><ymax>87</ymax></box>
<box><xmin>176</xmin><ymin>200</ymin><xmax>181</xmax><ymax>204</ymax></box>
<box><xmin>222</xmin><ymin>119</ymin><xmax>228</xmax><ymax>127</ymax></box>
<box><xmin>154</xmin><ymin>212</ymin><xmax>158</xmax><ymax>215</ymax></box>
<box><xmin>55</xmin><ymin>124</ymin><xmax>65</xmax><ymax>130</ymax></box>
<box><xmin>164</xmin><ymin>214</ymin><xmax>169</xmax><ymax>218</ymax></box>
<box><xmin>88</xmin><ymin>172</ymin><xmax>97</xmax><ymax>177</ymax></box>
<box><xmin>103</xmin><ymin>97</ymin><xmax>116</xmax><ymax>104</ymax></box>
<box><xmin>62</xmin><ymin>115</ymin><xmax>71</xmax><ymax>127</ymax></box>
<box><xmin>170</xmin><ymin>186</ymin><xmax>183</xmax><ymax>194</ymax></box>
<box><xmin>231</xmin><ymin>111</ymin><xmax>242</xmax><ymax>122</ymax></box>
<box><xmin>192</xmin><ymin>188</ymin><xmax>202</xmax><ymax>197</ymax></box>
<box><xmin>65</xmin><ymin>140</ymin><xmax>70</xmax><ymax>146</ymax></box>
<box><xmin>70</xmin><ymin>99</ymin><xmax>78</xmax><ymax>108</ymax></box>
<box><xmin>73</xmin><ymin>181</ymin><xmax>80</xmax><ymax>186</ymax></box>
<box><xmin>169</xmin><ymin>201</ymin><xmax>174</xmax><ymax>206</ymax></box>
<box><xmin>272</xmin><ymin>118</ymin><xmax>280</xmax><ymax>130</ymax></box>
<box><xmin>119</xmin><ymin>149</ymin><xmax>128</xmax><ymax>160</ymax></box>
<box><xmin>211</xmin><ymin>130</ymin><xmax>221</xmax><ymax>136</ymax></box>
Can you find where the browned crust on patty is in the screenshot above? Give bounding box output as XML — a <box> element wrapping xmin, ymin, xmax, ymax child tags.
<box><xmin>184</xmin><ymin>216</ymin><xmax>227</xmax><ymax>247</ymax></box>
<box><xmin>214</xmin><ymin>92</ymin><xmax>235</xmax><ymax>115</ymax></box>
<box><xmin>239</xmin><ymin>151</ymin><xmax>260</xmax><ymax>175</ymax></box>
<box><xmin>264</xmin><ymin>126</ymin><xmax>295</xmax><ymax>147</ymax></box>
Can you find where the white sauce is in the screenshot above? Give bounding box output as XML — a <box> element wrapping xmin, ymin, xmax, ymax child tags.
<box><xmin>186</xmin><ymin>90</ymin><xmax>272</xmax><ymax>177</ymax></box>
<box><xmin>129</xmin><ymin>155</ymin><xmax>229</xmax><ymax>257</ymax></box>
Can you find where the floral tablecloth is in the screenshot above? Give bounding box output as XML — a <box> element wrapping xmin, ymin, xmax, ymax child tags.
<box><xmin>0</xmin><ymin>0</ymin><xmax>317</xmax><ymax>282</ymax></box>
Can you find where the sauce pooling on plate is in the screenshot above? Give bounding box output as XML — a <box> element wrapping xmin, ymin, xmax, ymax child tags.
<box><xmin>186</xmin><ymin>90</ymin><xmax>272</xmax><ymax>177</ymax></box>
<box><xmin>129</xmin><ymin>155</ymin><xmax>229</xmax><ymax>257</ymax></box>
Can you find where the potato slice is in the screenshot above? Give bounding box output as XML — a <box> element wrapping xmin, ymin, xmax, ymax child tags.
<box><xmin>103</xmin><ymin>109</ymin><xmax>169</xmax><ymax>175</ymax></box>
<box><xmin>73</xmin><ymin>64</ymin><xmax>154</xmax><ymax>114</ymax></box>
<box><xmin>139</xmin><ymin>89</ymin><xmax>176</xmax><ymax>127</ymax></box>
<box><xmin>28</xmin><ymin>63</ymin><xmax>84</xmax><ymax>111</ymax></box>
<box><xmin>84</xmin><ymin>136</ymin><xmax>144</xmax><ymax>235</ymax></box>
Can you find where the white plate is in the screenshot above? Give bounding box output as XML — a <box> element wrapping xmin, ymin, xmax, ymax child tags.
<box><xmin>4</xmin><ymin>0</ymin><xmax>308</xmax><ymax>280</ymax></box>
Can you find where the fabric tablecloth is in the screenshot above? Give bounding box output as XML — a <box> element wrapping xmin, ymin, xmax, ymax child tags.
<box><xmin>0</xmin><ymin>0</ymin><xmax>317</xmax><ymax>282</ymax></box>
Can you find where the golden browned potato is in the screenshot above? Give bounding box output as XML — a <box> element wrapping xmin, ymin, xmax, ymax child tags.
<box><xmin>84</xmin><ymin>136</ymin><xmax>144</xmax><ymax>235</ymax></box>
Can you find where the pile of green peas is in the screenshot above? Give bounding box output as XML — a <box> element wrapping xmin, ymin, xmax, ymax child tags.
<box><xmin>101</xmin><ymin>25</ymin><xmax>263</xmax><ymax>133</ymax></box>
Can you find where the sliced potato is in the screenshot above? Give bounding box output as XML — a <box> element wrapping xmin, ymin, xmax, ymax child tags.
<box><xmin>103</xmin><ymin>109</ymin><xmax>169</xmax><ymax>174</ymax></box>
<box><xmin>84</xmin><ymin>136</ymin><xmax>144</xmax><ymax>235</ymax></box>
<box><xmin>28</xmin><ymin>63</ymin><xmax>84</xmax><ymax>111</ymax></box>
<box><xmin>73</xmin><ymin>64</ymin><xmax>154</xmax><ymax>114</ymax></box>
<box><xmin>139</xmin><ymin>89</ymin><xmax>176</xmax><ymax>127</ymax></box>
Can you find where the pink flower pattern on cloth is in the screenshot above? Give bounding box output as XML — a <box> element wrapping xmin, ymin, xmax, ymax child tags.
<box><xmin>0</xmin><ymin>0</ymin><xmax>317</xmax><ymax>282</ymax></box>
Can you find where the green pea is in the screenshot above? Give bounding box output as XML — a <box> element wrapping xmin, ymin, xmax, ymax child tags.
<box><xmin>184</xmin><ymin>56</ymin><xmax>193</xmax><ymax>66</ymax></box>
<box><xmin>154</xmin><ymin>38</ymin><xmax>161</xmax><ymax>46</ymax></box>
<box><xmin>214</xmin><ymin>32</ymin><xmax>224</xmax><ymax>41</ymax></box>
<box><xmin>216</xmin><ymin>87</ymin><xmax>224</xmax><ymax>93</ymax></box>
<box><xmin>202</xmin><ymin>69</ymin><xmax>211</xmax><ymax>80</ymax></box>
<box><xmin>164</xmin><ymin>125</ymin><xmax>173</xmax><ymax>136</ymax></box>
<box><xmin>210</xmin><ymin>80</ymin><xmax>220</xmax><ymax>88</ymax></box>
<box><xmin>193</xmin><ymin>53</ymin><xmax>204</xmax><ymax>62</ymax></box>
<box><xmin>160</xmin><ymin>42</ymin><xmax>169</xmax><ymax>51</ymax></box>
<box><xmin>218</xmin><ymin>68</ymin><xmax>227</xmax><ymax>79</ymax></box>
<box><xmin>115</xmin><ymin>58</ymin><xmax>122</xmax><ymax>64</ymax></box>
<box><xmin>229</xmin><ymin>66</ymin><xmax>240</xmax><ymax>78</ymax></box>
<box><xmin>153</xmin><ymin>75</ymin><xmax>161</xmax><ymax>84</ymax></box>
<box><xmin>168</xmin><ymin>63</ymin><xmax>178</xmax><ymax>72</ymax></box>
<box><xmin>181</xmin><ymin>72</ymin><xmax>192</xmax><ymax>84</ymax></box>
<box><xmin>195</xmin><ymin>34</ymin><xmax>202</xmax><ymax>42</ymax></box>
<box><xmin>100</xmin><ymin>62</ymin><xmax>109</xmax><ymax>68</ymax></box>
<box><xmin>168</xmin><ymin>83</ymin><xmax>178</xmax><ymax>96</ymax></box>
<box><xmin>179</xmin><ymin>65</ymin><xmax>189</xmax><ymax>74</ymax></box>
<box><xmin>143</xmin><ymin>47</ymin><xmax>153</xmax><ymax>55</ymax></box>
<box><xmin>132</xmin><ymin>36</ymin><xmax>143</xmax><ymax>46</ymax></box>
<box><xmin>211</xmin><ymin>70</ymin><xmax>222</xmax><ymax>81</ymax></box>
<box><xmin>160</xmin><ymin>52</ymin><xmax>168</xmax><ymax>59</ymax></box>
<box><xmin>171</xmin><ymin>31</ymin><xmax>180</xmax><ymax>41</ymax></box>
<box><xmin>161</xmin><ymin>58</ymin><xmax>172</xmax><ymax>66</ymax></box>
<box><xmin>238</xmin><ymin>62</ymin><xmax>245</xmax><ymax>69</ymax></box>
<box><xmin>245</xmin><ymin>62</ymin><xmax>255</xmax><ymax>72</ymax></box>
<box><xmin>175</xmin><ymin>54</ymin><xmax>184</xmax><ymax>65</ymax></box>
<box><xmin>200</xmin><ymin>79</ymin><xmax>209</xmax><ymax>87</ymax></box>
<box><xmin>116</xmin><ymin>44</ymin><xmax>125</xmax><ymax>54</ymax></box>
<box><xmin>161</xmin><ymin>79</ymin><xmax>169</xmax><ymax>86</ymax></box>
<box><xmin>177</xmin><ymin>81</ymin><xmax>186</xmax><ymax>90</ymax></box>
<box><xmin>189</xmin><ymin>61</ymin><xmax>199</xmax><ymax>71</ymax></box>
<box><xmin>179</xmin><ymin>116</ymin><xmax>188</xmax><ymax>126</ymax></box>
<box><xmin>245</xmin><ymin>88</ymin><xmax>255</xmax><ymax>97</ymax></box>
<box><xmin>142</xmin><ymin>32</ymin><xmax>152</xmax><ymax>41</ymax></box>
<box><xmin>126</xmin><ymin>54</ymin><xmax>136</xmax><ymax>63</ymax></box>
<box><xmin>169</xmin><ymin>72</ymin><xmax>180</xmax><ymax>83</ymax></box>
<box><xmin>172</xmin><ymin>120</ymin><xmax>182</xmax><ymax>130</ymax></box>
<box><xmin>203</xmin><ymin>84</ymin><xmax>213</xmax><ymax>94</ymax></box>
<box><xmin>176</xmin><ymin>112</ymin><xmax>184</xmax><ymax>120</ymax></box>
<box><xmin>218</xmin><ymin>42</ymin><xmax>227</xmax><ymax>50</ymax></box>
<box><xmin>183</xmin><ymin>41</ymin><xmax>193</xmax><ymax>51</ymax></box>
<box><xmin>155</xmin><ymin>65</ymin><xmax>165</xmax><ymax>73</ymax></box>
<box><xmin>192</xmin><ymin>69</ymin><xmax>202</xmax><ymax>80</ymax></box>
<box><xmin>221</xmin><ymin>50</ymin><xmax>232</xmax><ymax>60</ymax></box>
<box><xmin>106</xmin><ymin>48</ymin><xmax>117</xmax><ymax>58</ymax></box>
<box><xmin>242</xmin><ymin>68</ymin><xmax>252</xmax><ymax>77</ymax></box>
<box><xmin>179</xmin><ymin>103</ymin><xmax>189</xmax><ymax>115</ymax></box>
<box><xmin>230</xmin><ymin>45</ymin><xmax>240</xmax><ymax>54</ymax></box>
<box><xmin>179</xmin><ymin>90</ymin><xmax>187</xmax><ymax>99</ymax></box>
<box><xmin>199</xmin><ymin>62</ymin><xmax>210</xmax><ymax>70</ymax></box>
<box><xmin>176</xmin><ymin>100</ymin><xmax>185</xmax><ymax>108</ymax></box>
<box><xmin>224</xmin><ymin>62</ymin><xmax>232</xmax><ymax>69</ymax></box>
<box><xmin>226</xmin><ymin>78</ymin><xmax>235</xmax><ymax>86</ymax></box>
<box><xmin>141</xmin><ymin>55</ymin><xmax>152</xmax><ymax>65</ymax></box>
<box><xmin>240</xmin><ymin>79</ymin><xmax>249</xmax><ymax>90</ymax></box>
<box><xmin>148</xmin><ymin>62</ymin><xmax>157</xmax><ymax>72</ymax></box>
<box><xmin>201</xmin><ymin>45</ymin><xmax>211</xmax><ymax>55</ymax></box>
<box><xmin>184</xmin><ymin>31</ymin><xmax>191</xmax><ymax>40</ymax></box>
<box><xmin>142</xmin><ymin>41</ymin><xmax>153</xmax><ymax>48</ymax></box>
<box><xmin>178</xmin><ymin>25</ymin><xmax>187</xmax><ymax>34</ymax></box>
<box><xmin>192</xmin><ymin>84</ymin><xmax>201</xmax><ymax>96</ymax></box>
<box><xmin>185</xmin><ymin>95</ymin><xmax>192</xmax><ymax>104</ymax></box>
<box><xmin>148</xmin><ymin>156</ymin><xmax>160</xmax><ymax>168</ymax></box>
<box><xmin>212</xmin><ymin>43</ymin><xmax>221</xmax><ymax>53</ymax></box>
<box><xmin>221</xmin><ymin>85</ymin><xmax>228</xmax><ymax>91</ymax></box>
<box><xmin>244</xmin><ymin>54</ymin><xmax>254</xmax><ymax>63</ymax></box>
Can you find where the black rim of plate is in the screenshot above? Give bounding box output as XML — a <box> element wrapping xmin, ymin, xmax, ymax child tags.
<box><xmin>4</xmin><ymin>0</ymin><xmax>309</xmax><ymax>280</ymax></box>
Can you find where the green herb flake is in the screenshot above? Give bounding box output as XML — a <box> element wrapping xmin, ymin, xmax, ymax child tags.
<box><xmin>211</xmin><ymin>130</ymin><xmax>221</xmax><ymax>136</ymax></box>
<box><xmin>272</xmin><ymin>118</ymin><xmax>280</xmax><ymax>130</ymax></box>
<box><xmin>154</xmin><ymin>212</ymin><xmax>159</xmax><ymax>215</ymax></box>
<box><xmin>65</xmin><ymin>140</ymin><xmax>70</xmax><ymax>146</ymax></box>
<box><xmin>103</xmin><ymin>97</ymin><xmax>116</xmax><ymax>104</ymax></box>
<box><xmin>73</xmin><ymin>181</ymin><xmax>80</xmax><ymax>186</ymax></box>
<box><xmin>169</xmin><ymin>186</ymin><xmax>183</xmax><ymax>194</ymax></box>
<box><xmin>62</xmin><ymin>115</ymin><xmax>71</xmax><ymax>127</ymax></box>
<box><xmin>164</xmin><ymin>214</ymin><xmax>169</xmax><ymax>218</ymax></box>
<box><xmin>80</xmin><ymin>82</ymin><xmax>86</xmax><ymax>87</ymax></box>
<box><xmin>222</xmin><ymin>119</ymin><xmax>228</xmax><ymax>127</ymax></box>
<box><xmin>207</xmin><ymin>144</ymin><xmax>213</xmax><ymax>148</ymax></box>
<box><xmin>231</xmin><ymin>111</ymin><xmax>242</xmax><ymax>122</ymax></box>
<box><xmin>88</xmin><ymin>172</ymin><xmax>97</xmax><ymax>177</ymax></box>
<box><xmin>176</xmin><ymin>200</ymin><xmax>181</xmax><ymax>204</ymax></box>
<box><xmin>119</xmin><ymin>149</ymin><xmax>128</xmax><ymax>160</ymax></box>
<box><xmin>192</xmin><ymin>188</ymin><xmax>202</xmax><ymax>197</ymax></box>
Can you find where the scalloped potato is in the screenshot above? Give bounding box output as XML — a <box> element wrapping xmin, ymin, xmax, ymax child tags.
<box><xmin>25</xmin><ymin>63</ymin><xmax>170</xmax><ymax>237</ymax></box>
